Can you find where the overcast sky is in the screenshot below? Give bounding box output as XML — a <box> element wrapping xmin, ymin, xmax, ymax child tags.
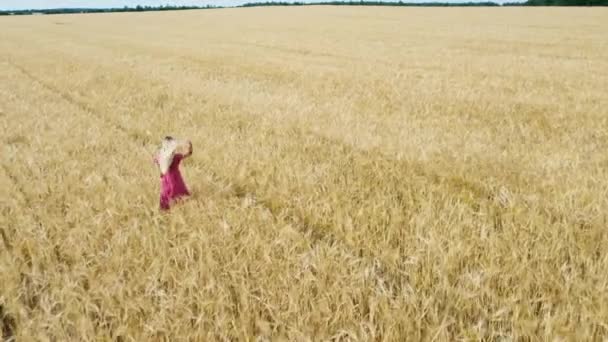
<box><xmin>1</xmin><ymin>0</ymin><xmax>505</xmax><ymax>10</ymax></box>
<box><xmin>1</xmin><ymin>1</ymin><xmax>242</xmax><ymax>10</ymax></box>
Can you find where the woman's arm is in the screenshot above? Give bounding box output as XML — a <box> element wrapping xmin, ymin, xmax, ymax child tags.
<box><xmin>177</xmin><ymin>140</ymin><xmax>193</xmax><ymax>159</ymax></box>
<box><xmin>185</xmin><ymin>141</ymin><xmax>193</xmax><ymax>158</ymax></box>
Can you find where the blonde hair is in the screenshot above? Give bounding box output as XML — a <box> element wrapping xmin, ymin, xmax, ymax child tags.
<box><xmin>156</xmin><ymin>136</ymin><xmax>191</xmax><ymax>175</ymax></box>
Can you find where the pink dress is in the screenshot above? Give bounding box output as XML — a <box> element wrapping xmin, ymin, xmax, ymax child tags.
<box><xmin>154</xmin><ymin>154</ymin><xmax>190</xmax><ymax>210</ymax></box>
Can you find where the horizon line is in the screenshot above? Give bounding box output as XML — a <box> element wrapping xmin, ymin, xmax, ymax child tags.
<box><xmin>0</xmin><ymin>0</ymin><xmax>526</xmax><ymax>12</ymax></box>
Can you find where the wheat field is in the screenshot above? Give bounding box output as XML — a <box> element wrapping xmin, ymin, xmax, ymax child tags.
<box><xmin>1</xmin><ymin>6</ymin><xmax>607</xmax><ymax>341</ymax></box>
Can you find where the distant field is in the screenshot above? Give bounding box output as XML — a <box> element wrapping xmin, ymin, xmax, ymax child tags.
<box><xmin>1</xmin><ymin>6</ymin><xmax>607</xmax><ymax>340</ymax></box>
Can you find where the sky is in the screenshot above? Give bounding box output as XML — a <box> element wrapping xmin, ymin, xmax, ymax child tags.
<box><xmin>1</xmin><ymin>0</ymin><xmax>499</xmax><ymax>11</ymax></box>
<box><xmin>1</xmin><ymin>1</ymin><xmax>244</xmax><ymax>10</ymax></box>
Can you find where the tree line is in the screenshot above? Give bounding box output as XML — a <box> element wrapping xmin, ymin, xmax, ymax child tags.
<box><xmin>0</xmin><ymin>5</ymin><xmax>218</xmax><ymax>16</ymax></box>
<box><xmin>240</xmin><ymin>1</ymin><xmax>501</xmax><ymax>6</ymax></box>
<box><xmin>1</xmin><ymin>0</ymin><xmax>605</xmax><ymax>16</ymax></box>
<box><xmin>240</xmin><ymin>0</ymin><xmax>607</xmax><ymax>6</ymax></box>
<box><xmin>506</xmin><ymin>0</ymin><xmax>607</xmax><ymax>4</ymax></box>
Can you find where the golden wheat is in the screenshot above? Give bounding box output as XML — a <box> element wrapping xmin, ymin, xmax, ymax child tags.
<box><xmin>1</xmin><ymin>6</ymin><xmax>607</xmax><ymax>341</ymax></box>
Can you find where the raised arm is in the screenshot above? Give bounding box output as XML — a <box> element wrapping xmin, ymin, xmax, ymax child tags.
<box><xmin>176</xmin><ymin>140</ymin><xmax>193</xmax><ymax>159</ymax></box>
<box><xmin>185</xmin><ymin>141</ymin><xmax>193</xmax><ymax>158</ymax></box>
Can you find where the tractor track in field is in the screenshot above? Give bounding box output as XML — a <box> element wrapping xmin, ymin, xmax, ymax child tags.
<box><xmin>7</xmin><ymin>59</ymin><xmax>405</xmax><ymax>298</ymax></box>
<box><xmin>0</xmin><ymin>161</ymin><xmax>52</xmax><ymax>325</ymax></box>
<box><xmin>7</xmin><ymin>61</ymin><xmax>139</xmax><ymax>144</ymax></box>
<box><xmin>0</xmin><ymin>165</ymin><xmax>19</xmax><ymax>251</ymax></box>
<box><xmin>0</xmin><ymin>163</ymin><xmax>43</xmax><ymax>251</ymax></box>
<box><xmin>7</xmin><ymin>29</ymin><xmax>522</xmax><ymax>214</ymax></box>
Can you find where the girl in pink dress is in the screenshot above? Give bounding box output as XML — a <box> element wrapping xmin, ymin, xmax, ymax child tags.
<box><xmin>153</xmin><ymin>136</ymin><xmax>193</xmax><ymax>210</ymax></box>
